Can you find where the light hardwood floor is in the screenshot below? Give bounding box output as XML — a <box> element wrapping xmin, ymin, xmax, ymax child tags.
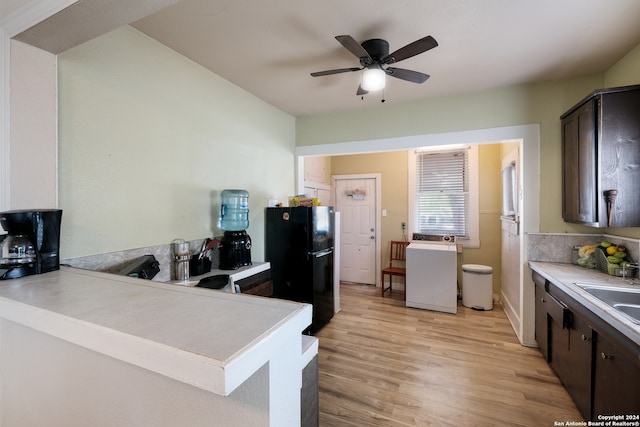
<box><xmin>316</xmin><ymin>282</ymin><xmax>583</xmax><ymax>426</ymax></box>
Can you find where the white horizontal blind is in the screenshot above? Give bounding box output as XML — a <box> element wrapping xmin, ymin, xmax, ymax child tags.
<box><xmin>415</xmin><ymin>149</ymin><xmax>469</xmax><ymax>236</ymax></box>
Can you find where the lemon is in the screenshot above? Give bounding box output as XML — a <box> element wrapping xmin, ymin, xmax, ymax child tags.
<box><xmin>606</xmin><ymin>246</ymin><xmax>618</xmax><ymax>255</ymax></box>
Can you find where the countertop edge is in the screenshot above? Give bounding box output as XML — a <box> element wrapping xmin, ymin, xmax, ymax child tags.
<box><xmin>529</xmin><ymin>261</ymin><xmax>640</xmax><ymax>347</ymax></box>
<box><xmin>0</xmin><ymin>267</ymin><xmax>313</xmax><ymax>396</ymax></box>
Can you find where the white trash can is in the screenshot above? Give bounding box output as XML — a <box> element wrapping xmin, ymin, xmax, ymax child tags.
<box><xmin>462</xmin><ymin>264</ymin><xmax>493</xmax><ymax>310</ymax></box>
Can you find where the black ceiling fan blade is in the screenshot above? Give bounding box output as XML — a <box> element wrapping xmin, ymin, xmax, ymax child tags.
<box><xmin>311</xmin><ymin>67</ymin><xmax>361</xmax><ymax>77</ymax></box>
<box><xmin>335</xmin><ymin>35</ymin><xmax>372</xmax><ymax>59</ymax></box>
<box><xmin>356</xmin><ymin>85</ymin><xmax>369</xmax><ymax>96</ymax></box>
<box><xmin>386</xmin><ymin>67</ymin><xmax>430</xmax><ymax>84</ymax></box>
<box><xmin>383</xmin><ymin>36</ymin><xmax>438</xmax><ymax>64</ymax></box>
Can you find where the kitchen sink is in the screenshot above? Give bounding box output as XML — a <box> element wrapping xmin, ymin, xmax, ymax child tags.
<box><xmin>579</xmin><ymin>285</ymin><xmax>640</xmax><ymax>305</ymax></box>
<box><xmin>577</xmin><ymin>285</ymin><xmax>640</xmax><ymax>324</ymax></box>
<box><xmin>613</xmin><ymin>304</ymin><xmax>640</xmax><ymax>322</ymax></box>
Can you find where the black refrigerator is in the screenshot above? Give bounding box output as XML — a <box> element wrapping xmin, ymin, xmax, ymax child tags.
<box><xmin>265</xmin><ymin>206</ymin><xmax>335</xmax><ymax>334</ymax></box>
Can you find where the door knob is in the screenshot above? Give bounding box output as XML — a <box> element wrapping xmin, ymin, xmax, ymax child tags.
<box><xmin>370</xmin><ymin>228</ymin><xmax>374</xmax><ymax>232</ymax></box>
<box><xmin>370</xmin><ymin>235</ymin><xmax>375</xmax><ymax>239</ymax></box>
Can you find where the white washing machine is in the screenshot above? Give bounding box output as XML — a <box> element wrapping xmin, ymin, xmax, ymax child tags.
<box><xmin>406</xmin><ymin>234</ymin><xmax>458</xmax><ymax>314</ymax></box>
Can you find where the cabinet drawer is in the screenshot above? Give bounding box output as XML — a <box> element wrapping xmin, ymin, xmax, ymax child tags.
<box><xmin>545</xmin><ymin>291</ymin><xmax>570</xmax><ymax>329</ymax></box>
<box><xmin>241</xmin><ymin>280</ymin><xmax>273</xmax><ymax>297</ymax></box>
<box><xmin>235</xmin><ymin>270</ymin><xmax>273</xmax><ymax>296</ymax></box>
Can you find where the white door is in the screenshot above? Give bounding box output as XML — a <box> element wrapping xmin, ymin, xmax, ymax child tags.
<box><xmin>334</xmin><ymin>177</ymin><xmax>377</xmax><ymax>284</ymax></box>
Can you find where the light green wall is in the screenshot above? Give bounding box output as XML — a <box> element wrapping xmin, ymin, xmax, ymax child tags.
<box><xmin>57</xmin><ymin>27</ymin><xmax>640</xmax><ymax>263</ymax></box>
<box><xmin>297</xmin><ymin>63</ymin><xmax>640</xmax><ymax>240</ymax></box>
<box><xmin>605</xmin><ymin>44</ymin><xmax>640</xmax><ymax>87</ymax></box>
<box><xmin>58</xmin><ymin>26</ymin><xmax>296</xmax><ymax>259</ymax></box>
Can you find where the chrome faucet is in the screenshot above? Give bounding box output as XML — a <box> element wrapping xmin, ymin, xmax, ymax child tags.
<box><xmin>621</xmin><ymin>262</ymin><xmax>639</xmax><ymax>285</ymax></box>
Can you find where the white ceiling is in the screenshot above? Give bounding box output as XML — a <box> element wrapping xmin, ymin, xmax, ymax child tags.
<box><xmin>7</xmin><ymin>0</ymin><xmax>640</xmax><ymax>117</ymax></box>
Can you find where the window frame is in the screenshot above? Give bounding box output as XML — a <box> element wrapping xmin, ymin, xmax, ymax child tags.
<box><xmin>408</xmin><ymin>145</ymin><xmax>479</xmax><ymax>248</ymax></box>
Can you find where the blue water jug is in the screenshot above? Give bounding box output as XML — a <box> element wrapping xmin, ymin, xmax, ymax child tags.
<box><xmin>220</xmin><ymin>189</ymin><xmax>249</xmax><ymax>231</ymax></box>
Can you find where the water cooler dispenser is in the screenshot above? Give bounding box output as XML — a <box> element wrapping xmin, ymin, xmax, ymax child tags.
<box><xmin>218</xmin><ymin>189</ymin><xmax>252</xmax><ymax>270</ymax></box>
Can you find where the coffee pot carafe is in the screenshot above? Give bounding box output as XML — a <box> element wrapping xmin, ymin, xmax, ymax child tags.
<box><xmin>1</xmin><ymin>234</ymin><xmax>36</xmax><ymax>264</ymax></box>
<box><xmin>0</xmin><ymin>209</ymin><xmax>63</xmax><ymax>280</ymax></box>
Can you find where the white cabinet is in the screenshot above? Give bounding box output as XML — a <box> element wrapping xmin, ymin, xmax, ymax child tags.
<box><xmin>303</xmin><ymin>156</ymin><xmax>332</xmax><ymax>206</ymax></box>
<box><xmin>304</xmin><ymin>156</ymin><xmax>330</xmax><ymax>184</ymax></box>
<box><xmin>303</xmin><ymin>184</ymin><xmax>331</xmax><ymax>206</ymax></box>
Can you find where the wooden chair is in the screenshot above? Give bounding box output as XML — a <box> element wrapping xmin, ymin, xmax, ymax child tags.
<box><xmin>381</xmin><ymin>240</ymin><xmax>409</xmax><ymax>297</ymax></box>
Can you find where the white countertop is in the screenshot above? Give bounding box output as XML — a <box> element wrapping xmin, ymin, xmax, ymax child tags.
<box><xmin>0</xmin><ymin>266</ymin><xmax>312</xmax><ymax>396</ymax></box>
<box><xmin>529</xmin><ymin>261</ymin><xmax>640</xmax><ymax>346</ymax></box>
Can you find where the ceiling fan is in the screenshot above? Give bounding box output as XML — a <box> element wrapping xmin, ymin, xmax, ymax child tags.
<box><xmin>310</xmin><ymin>35</ymin><xmax>438</xmax><ymax>96</ymax></box>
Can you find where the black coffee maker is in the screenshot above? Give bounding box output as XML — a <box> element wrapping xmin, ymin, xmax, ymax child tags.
<box><xmin>218</xmin><ymin>231</ymin><xmax>252</xmax><ymax>270</ymax></box>
<box><xmin>0</xmin><ymin>209</ymin><xmax>63</xmax><ymax>280</ymax></box>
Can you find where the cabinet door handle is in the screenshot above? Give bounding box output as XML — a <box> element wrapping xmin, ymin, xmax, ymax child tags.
<box><xmin>540</xmin><ymin>298</ymin><xmax>546</xmax><ymax>303</ymax></box>
<box><xmin>601</xmin><ymin>352</ymin><xmax>614</xmax><ymax>360</ymax></box>
<box><xmin>581</xmin><ymin>334</ymin><xmax>591</xmax><ymax>341</ymax></box>
<box><xmin>604</xmin><ymin>189</ymin><xmax>618</xmax><ymax>227</ymax></box>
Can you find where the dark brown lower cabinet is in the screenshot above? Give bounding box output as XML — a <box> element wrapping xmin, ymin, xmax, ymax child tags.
<box><xmin>235</xmin><ymin>269</ymin><xmax>274</xmax><ymax>296</ymax></box>
<box><xmin>534</xmin><ymin>280</ymin><xmax>550</xmax><ymax>360</ymax></box>
<box><xmin>539</xmin><ymin>279</ymin><xmax>592</xmax><ymax>419</ymax></box>
<box><xmin>565</xmin><ymin>313</ymin><xmax>592</xmax><ymax>418</ymax></box>
<box><xmin>592</xmin><ymin>330</ymin><xmax>640</xmax><ymax>418</ymax></box>
<box><xmin>533</xmin><ymin>272</ymin><xmax>640</xmax><ymax>420</ymax></box>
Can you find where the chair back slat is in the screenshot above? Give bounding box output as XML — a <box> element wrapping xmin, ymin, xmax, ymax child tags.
<box><xmin>382</xmin><ymin>240</ymin><xmax>409</xmax><ymax>297</ymax></box>
<box><xmin>389</xmin><ymin>240</ymin><xmax>409</xmax><ymax>266</ymax></box>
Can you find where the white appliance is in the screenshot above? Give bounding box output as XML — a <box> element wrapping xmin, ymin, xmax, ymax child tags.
<box><xmin>406</xmin><ymin>234</ymin><xmax>458</xmax><ymax>314</ymax></box>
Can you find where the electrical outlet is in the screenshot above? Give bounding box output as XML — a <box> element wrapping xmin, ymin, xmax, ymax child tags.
<box><xmin>401</xmin><ymin>222</ymin><xmax>406</xmax><ymax>230</ymax></box>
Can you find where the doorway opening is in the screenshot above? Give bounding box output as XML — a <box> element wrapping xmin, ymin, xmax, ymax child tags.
<box><xmin>296</xmin><ymin>124</ymin><xmax>540</xmax><ymax>346</ymax></box>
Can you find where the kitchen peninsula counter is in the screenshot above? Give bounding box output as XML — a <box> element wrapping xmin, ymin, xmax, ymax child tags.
<box><xmin>0</xmin><ymin>266</ymin><xmax>313</xmax><ymax>426</ymax></box>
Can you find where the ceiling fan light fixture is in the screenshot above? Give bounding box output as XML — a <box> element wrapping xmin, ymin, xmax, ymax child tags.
<box><xmin>362</xmin><ymin>67</ymin><xmax>386</xmax><ymax>91</ymax></box>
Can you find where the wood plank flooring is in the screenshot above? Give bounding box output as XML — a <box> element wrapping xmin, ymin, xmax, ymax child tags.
<box><xmin>315</xmin><ymin>283</ymin><xmax>583</xmax><ymax>426</ymax></box>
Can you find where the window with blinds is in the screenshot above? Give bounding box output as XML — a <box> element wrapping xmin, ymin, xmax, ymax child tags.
<box><xmin>415</xmin><ymin>148</ymin><xmax>469</xmax><ymax>236</ymax></box>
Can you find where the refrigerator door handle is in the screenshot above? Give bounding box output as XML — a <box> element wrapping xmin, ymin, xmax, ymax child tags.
<box><xmin>312</xmin><ymin>248</ymin><xmax>333</xmax><ymax>258</ymax></box>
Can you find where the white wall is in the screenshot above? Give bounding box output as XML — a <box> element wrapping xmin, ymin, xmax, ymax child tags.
<box><xmin>9</xmin><ymin>39</ymin><xmax>57</xmax><ymax>209</ymax></box>
<box><xmin>57</xmin><ymin>26</ymin><xmax>296</xmax><ymax>259</ymax></box>
<box><xmin>0</xmin><ymin>0</ymin><xmax>76</xmax><ymax>213</ymax></box>
<box><xmin>1</xmin><ymin>320</ymin><xmax>269</xmax><ymax>427</ymax></box>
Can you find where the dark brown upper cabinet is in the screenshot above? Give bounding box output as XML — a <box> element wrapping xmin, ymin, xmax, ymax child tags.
<box><xmin>561</xmin><ymin>85</ymin><xmax>640</xmax><ymax>227</ymax></box>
